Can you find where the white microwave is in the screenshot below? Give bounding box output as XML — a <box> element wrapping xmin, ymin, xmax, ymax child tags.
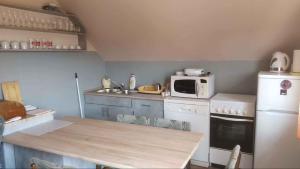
<box><xmin>171</xmin><ymin>74</ymin><xmax>215</xmax><ymax>99</ymax></box>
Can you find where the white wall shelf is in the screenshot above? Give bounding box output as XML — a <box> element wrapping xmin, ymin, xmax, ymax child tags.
<box><xmin>0</xmin><ymin>4</ymin><xmax>87</xmax><ymax>51</ymax></box>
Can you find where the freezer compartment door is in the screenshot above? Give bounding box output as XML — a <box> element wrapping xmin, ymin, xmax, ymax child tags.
<box><xmin>257</xmin><ymin>76</ymin><xmax>300</xmax><ymax>111</ymax></box>
<box><xmin>254</xmin><ymin>110</ymin><xmax>300</xmax><ymax>168</ymax></box>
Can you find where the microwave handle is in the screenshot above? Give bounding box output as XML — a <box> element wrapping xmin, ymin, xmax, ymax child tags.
<box><xmin>211</xmin><ymin>115</ymin><xmax>254</xmax><ymax>122</ymax></box>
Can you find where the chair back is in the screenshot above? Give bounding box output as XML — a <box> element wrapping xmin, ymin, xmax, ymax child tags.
<box><xmin>150</xmin><ymin>118</ymin><xmax>190</xmax><ymax>131</ymax></box>
<box><xmin>226</xmin><ymin>145</ymin><xmax>241</xmax><ymax>169</ymax></box>
<box><xmin>116</xmin><ymin>114</ymin><xmax>191</xmax><ymax>131</ymax></box>
<box><xmin>0</xmin><ymin>116</ymin><xmax>4</xmax><ymax>140</ymax></box>
<box><xmin>30</xmin><ymin>157</ymin><xmax>62</xmax><ymax>169</ymax></box>
<box><xmin>117</xmin><ymin>114</ymin><xmax>150</xmax><ymax>126</ymax></box>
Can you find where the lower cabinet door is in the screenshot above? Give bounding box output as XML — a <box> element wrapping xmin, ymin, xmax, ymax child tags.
<box><xmin>85</xmin><ymin>104</ymin><xmax>109</xmax><ymax>120</ymax></box>
<box><xmin>85</xmin><ymin>104</ymin><xmax>133</xmax><ymax>121</ymax></box>
<box><xmin>132</xmin><ymin>99</ymin><xmax>164</xmax><ymax>118</ymax></box>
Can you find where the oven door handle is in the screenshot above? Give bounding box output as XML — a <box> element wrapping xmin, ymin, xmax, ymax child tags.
<box><xmin>211</xmin><ymin>115</ymin><xmax>254</xmax><ymax>122</ymax></box>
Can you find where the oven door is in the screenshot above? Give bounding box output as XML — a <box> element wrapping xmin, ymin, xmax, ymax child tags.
<box><xmin>210</xmin><ymin>114</ymin><xmax>254</xmax><ymax>154</ymax></box>
<box><xmin>171</xmin><ymin>79</ymin><xmax>198</xmax><ymax>98</ymax></box>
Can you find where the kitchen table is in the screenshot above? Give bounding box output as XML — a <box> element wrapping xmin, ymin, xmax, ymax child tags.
<box><xmin>3</xmin><ymin>116</ymin><xmax>202</xmax><ymax>169</ymax></box>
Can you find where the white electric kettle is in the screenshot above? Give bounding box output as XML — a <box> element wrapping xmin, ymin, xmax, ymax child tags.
<box><xmin>270</xmin><ymin>52</ymin><xmax>290</xmax><ymax>72</ymax></box>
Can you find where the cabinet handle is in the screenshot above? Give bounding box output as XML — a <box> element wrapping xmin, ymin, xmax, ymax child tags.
<box><xmin>141</xmin><ymin>104</ymin><xmax>151</xmax><ymax>107</ymax></box>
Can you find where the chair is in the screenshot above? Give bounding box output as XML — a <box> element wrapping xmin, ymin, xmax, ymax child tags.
<box><xmin>0</xmin><ymin>116</ymin><xmax>4</xmax><ymax>139</ymax></box>
<box><xmin>30</xmin><ymin>157</ymin><xmax>74</xmax><ymax>169</ymax></box>
<box><xmin>116</xmin><ymin>114</ymin><xmax>191</xmax><ymax>131</ymax></box>
<box><xmin>116</xmin><ymin>114</ymin><xmax>192</xmax><ymax>169</ymax></box>
<box><xmin>150</xmin><ymin>117</ymin><xmax>191</xmax><ymax>131</ymax></box>
<box><xmin>116</xmin><ymin>114</ymin><xmax>150</xmax><ymax>126</ymax></box>
<box><xmin>225</xmin><ymin>145</ymin><xmax>241</xmax><ymax>169</ymax></box>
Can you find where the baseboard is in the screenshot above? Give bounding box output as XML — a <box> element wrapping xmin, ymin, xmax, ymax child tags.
<box><xmin>191</xmin><ymin>159</ymin><xmax>209</xmax><ymax>167</ymax></box>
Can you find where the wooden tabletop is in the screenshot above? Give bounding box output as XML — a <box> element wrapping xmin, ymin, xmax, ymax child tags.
<box><xmin>3</xmin><ymin>116</ymin><xmax>202</xmax><ymax>169</ymax></box>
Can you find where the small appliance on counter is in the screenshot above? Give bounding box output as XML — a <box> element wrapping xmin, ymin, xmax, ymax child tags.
<box><xmin>270</xmin><ymin>51</ymin><xmax>290</xmax><ymax>72</ymax></box>
<box><xmin>184</xmin><ymin>68</ymin><xmax>206</xmax><ymax>76</ymax></box>
<box><xmin>171</xmin><ymin>69</ymin><xmax>215</xmax><ymax>99</ymax></box>
<box><xmin>209</xmin><ymin>93</ymin><xmax>256</xmax><ymax>169</ymax></box>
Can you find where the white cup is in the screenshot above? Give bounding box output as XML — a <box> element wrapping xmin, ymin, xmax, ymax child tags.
<box><xmin>11</xmin><ymin>41</ymin><xmax>20</xmax><ymax>50</ymax></box>
<box><xmin>20</xmin><ymin>41</ymin><xmax>29</xmax><ymax>50</ymax></box>
<box><xmin>1</xmin><ymin>41</ymin><xmax>10</xmax><ymax>50</ymax></box>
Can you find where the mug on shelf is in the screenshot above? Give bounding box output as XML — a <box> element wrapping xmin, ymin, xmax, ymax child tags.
<box><xmin>11</xmin><ymin>41</ymin><xmax>20</xmax><ymax>50</ymax></box>
<box><xmin>1</xmin><ymin>41</ymin><xmax>10</xmax><ymax>50</ymax></box>
<box><xmin>20</xmin><ymin>41</ymin><xmax>29</xmax><ymax>50</ymax></box>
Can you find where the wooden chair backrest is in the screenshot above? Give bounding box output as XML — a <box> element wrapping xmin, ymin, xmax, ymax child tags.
<box><xmin>226</xmin><ymin>145</ymin><xmax>241</xmax><ymax>169</ymax></box>
<box><xmin>2</xmin><ymin>81</ymin><xmax>23</xmax><ymax>104</ymax></box>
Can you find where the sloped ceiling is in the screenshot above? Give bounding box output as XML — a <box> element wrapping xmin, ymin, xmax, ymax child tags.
<box><xmin>6</xmin><ymin>0</ymin><xmax>300</xmax><ymax>61</ymax></box>
<box><xmin>0</xmin><ymin>0</ymin><xmax>58</xmax><ymax>9</ymax></box>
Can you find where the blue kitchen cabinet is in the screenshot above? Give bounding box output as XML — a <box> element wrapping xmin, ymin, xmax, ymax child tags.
<box><xmin>132</xmin><ymin>99</ymin><xmax>164</xmax><ymax>118</ymax></box>
<box><xmin>84</xmin><ymin>93</ymin><xmax>164</xmax><ymax>121</ymax></box>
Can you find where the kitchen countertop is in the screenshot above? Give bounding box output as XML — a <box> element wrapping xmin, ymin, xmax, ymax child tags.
<box><xmin>3</xmin><ymin>116</ymin><xmax>202</xmax><ymax>169</ymax></box>
<box><xmin>85</xmin><ymin>88</ymin><xmax>164</xmax><ymax>101</ymax></box>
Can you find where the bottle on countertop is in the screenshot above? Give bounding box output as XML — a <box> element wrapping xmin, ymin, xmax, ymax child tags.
<box><xmin>129</xmin><ymin>74</ymin><xmax>136</xmax><ymax>91</ymax></box>
<box><xmin>102</xmin><ymin>75</ymin><xmax>111</xmax><ymax>89</ymax></box>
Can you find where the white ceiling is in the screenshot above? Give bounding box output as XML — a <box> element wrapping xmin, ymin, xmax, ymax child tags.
<box><xmin>3</xmin><ymin>0</ymin><xmax>300</xmax><ymax>61</ymax></box>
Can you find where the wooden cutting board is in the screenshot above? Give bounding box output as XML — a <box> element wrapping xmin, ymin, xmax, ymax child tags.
<box><xmin>2</xmin><ymin>81</ymin><xmax>23</xmax><ymax>104</ymax></box>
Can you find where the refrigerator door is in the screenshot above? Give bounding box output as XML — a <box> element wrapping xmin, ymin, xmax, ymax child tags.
<box><xmin>254</xmin><ymin>110</ymin><xmax>300</xmax><ymax>168</ymax></box>
<box><xmin>257</xmin><ymin>75</ymin><xmax>300</xmax><ymax>112</ymax></box>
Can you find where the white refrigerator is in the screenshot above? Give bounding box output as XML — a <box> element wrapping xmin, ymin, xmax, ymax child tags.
<box><xmin>255</xmin><ymin>71</ymin><xmax>300</xmax><ymax>168</ymax></box>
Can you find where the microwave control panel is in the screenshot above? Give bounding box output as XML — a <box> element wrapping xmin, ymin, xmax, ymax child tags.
<box><xmin>210</xmin><ymin>93</ymin><xmax>256</xmax><ymax>117</ymax></box>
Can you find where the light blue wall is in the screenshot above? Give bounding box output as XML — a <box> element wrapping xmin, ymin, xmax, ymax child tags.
<box><xmin>0</xmin><ymin>51</ymin><xmax>269</xmax><ymax>118</ymax></box>
<box><xmin>0</xmin><ymin>51</ymin><xmax>105</xmax><ymax>117</ymax></box>
<box><xmin>106</xmin><ymin>60</ymin><xmax>269</xmax><ymax>95</ymax></box>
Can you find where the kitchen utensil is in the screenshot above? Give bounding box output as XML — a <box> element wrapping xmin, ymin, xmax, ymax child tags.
<box><xmin>112</xmin><ymin>88</ymin><xmax>120</xmax><ymax>93</ymax></box>
<box><xmin>123</xmin><ymin>89</ymin><xmax>129</xmax><ymax>95</ymax></box>
<box><xmin>176</xmin><ymin>71</ymin><xmax>184</xmax><ymax>76</ymax></box>
<box><xmin>2</xmin><ymin>81</ymin><xmax>23</xmax><ymax>104</ymax></box>
<box><xmin>62</xmin><ymin>45</ymin><xmax>69</xmax><ymax>50</ymax></box>
<box><xmin>75</xmin><ymin>73</ymin><xmax>84</xmax><ymax>118</ymax></box>
<box><xmin>97</xmin><ymin>89</ymin><xmax>105</xmax><ymax>93</ymax></box>
<box><xmin>184</xmin><ymin>68</ymin><xmax>205</xmax><ymax>76</ymax></box>
<box><xmin>1</xmin><ymin>40</ymin><xmax>10</xmax><ymax>50</ymax></box>
<box><xmin>105</xmin><ymin>88</ymin><xmax>111</xmax><ymax>93</ymax></box>
<box><xmin>270</xmin><ymin>52</ymin><xmax>290</xmax><ymax>72</ymax></box>
<box><xmin>292</xmin><ymin>50</ymin><xmax>300</xmax><ymax>73</ymax></box>
<box><xmin>11</xmin><ymin>41</ymin><xmax>20</xmax><ymax>50</ymax></box>
<box><xmin>69</xmin><ymin>45</ymin><xmax>75</xmax><ymax>50</ymax></box>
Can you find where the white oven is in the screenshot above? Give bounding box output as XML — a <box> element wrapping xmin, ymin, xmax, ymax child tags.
<box><xmin>170</xmin><ymin>73</ymin><xmax>215</xmax><ymax>99</ymax></box>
